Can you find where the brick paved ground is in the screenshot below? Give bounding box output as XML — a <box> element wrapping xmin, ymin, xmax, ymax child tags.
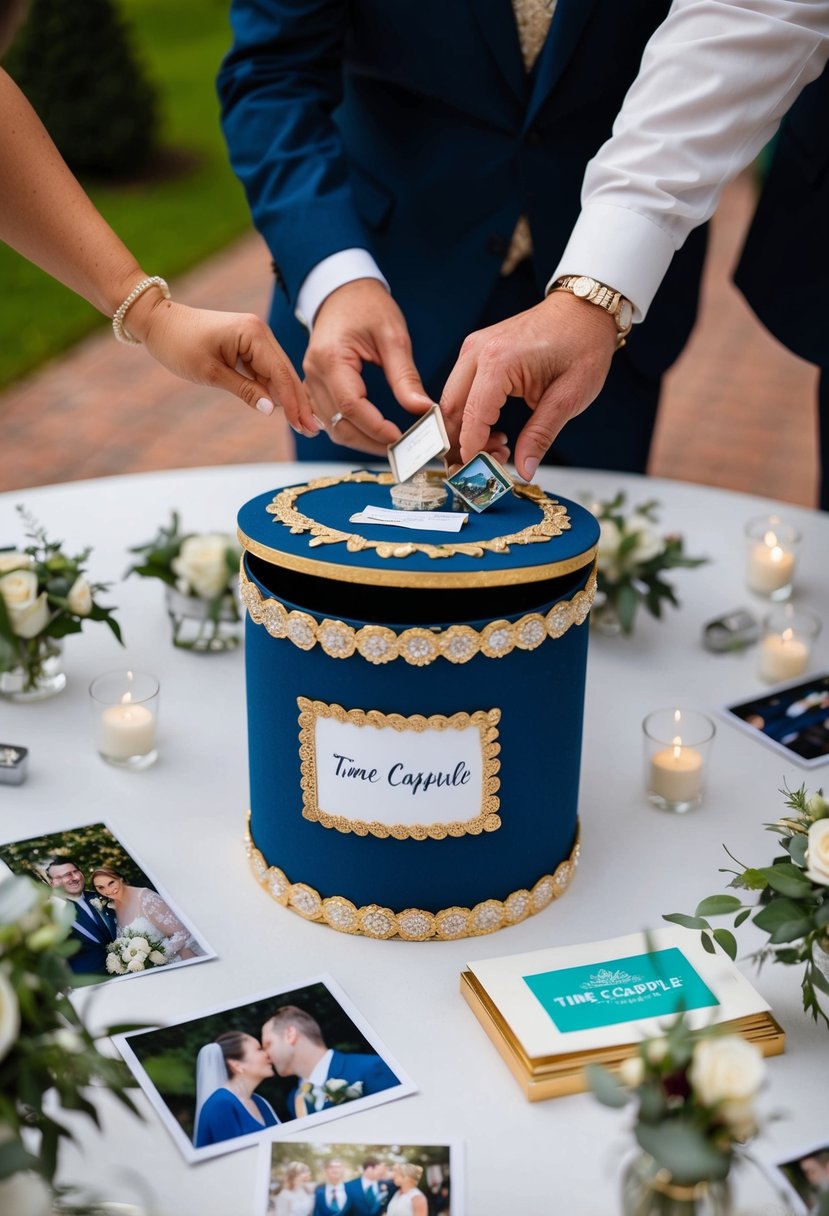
<box><xmin>0</xmin><ymin>171</ymin><xmax>820</xmax><ymax>504</ymax></box>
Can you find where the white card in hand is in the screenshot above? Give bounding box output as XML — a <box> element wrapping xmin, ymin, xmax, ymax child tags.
<box><xmin>349</xmin><ymin>506</ymin><xmax>467</xmax><ymax>532</ymax></box>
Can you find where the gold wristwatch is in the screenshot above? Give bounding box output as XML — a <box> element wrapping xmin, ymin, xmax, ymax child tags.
<box><xmin>550</xmin><ymin>275</ymin><xmax>634</xmax><ymax>349</ymax></box>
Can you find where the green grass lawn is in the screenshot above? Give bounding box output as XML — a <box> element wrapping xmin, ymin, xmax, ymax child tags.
<box><xmin>0</xmin><ymin>0</ymin><xmax>252</xmax><ymax>390</ymax></box>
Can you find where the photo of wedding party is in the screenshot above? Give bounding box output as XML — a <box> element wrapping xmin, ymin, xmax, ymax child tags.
<box><xmin>260</xmin><ymin>1142</ymin><xmax>457</xmax><ymax>1216</ymax></box>
<box><xmin>772</xmin><ymin>1142</ymin><xmax>829</xmax><ymax>1215</ymax></box>
<box><xmin>0</xmin><ymin>821</ymin><xmax>213</xmax><ymax>984</ymax></box>
<box><xmin>114</xmin><ymin>977</ymin><xmax>414</xmax><ymax>1163</ymax></box>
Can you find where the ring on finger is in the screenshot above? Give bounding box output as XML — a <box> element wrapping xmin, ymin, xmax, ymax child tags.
<box><xmin>329</xmin><ymin>411</ymin><xmax>345</xmax><ymax>429</ymax></box>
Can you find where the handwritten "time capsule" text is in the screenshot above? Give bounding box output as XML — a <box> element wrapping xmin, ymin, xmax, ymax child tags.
<box><xmin>332</xmin><ymin>754</ymin><xmax>472</xmax><ymax>796</ymax></box>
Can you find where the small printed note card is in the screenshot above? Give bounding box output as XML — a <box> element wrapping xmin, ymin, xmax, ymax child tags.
<box><xmin>349</xmin><ymin>505</ymin><xmax>467</xmax><ymax>532</ymax></box>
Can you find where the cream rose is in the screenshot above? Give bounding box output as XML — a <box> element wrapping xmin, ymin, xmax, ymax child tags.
<box><xmin>0</xmin><ymin>569</ymin><xmax>50</xmax><ymax>638</ymax></box>
<box><xmin>0</xmin><ymin>1170</ymin><xmax>53</xmax><ymax>1216</ymax></box>
<box><xmin>618</xmin><ymin>1054</ymin><xmax>644</xmax><ymax>1088</ymax></box>
<box><xmin>171</xmin><ymin>534</ymin><xmax>235</xmax><ymax>600</ymax></box>
<box><xmin>0</xmin><ymin>967</ymin><xmax>20</xmax><ymax>1064</ymax></box>
<box><xmin>626</xmin><ymin>514</ymin><xmax>667</xmax><ymax>564</ymax></box>
<box><xmin>808</xmin><ymin>792</ymin><xmax>829</xmax><ymax>821</ymax></box>
<box><xmin>805</xmin><ymin>819</ymin><xmax>829</xmax><ymax>885</ymax></box>
<box><xmin>0</xmin><ymin>551</ymin><xmax>30</xmax><ymax>575</ymax></box>
<box><xmin>717</xmin><ymin>1096</ymin><xmax>758</xmax><ymax>1141</ymax></box>
<box><xmin>597</xmin><ymin>518</ymin><xmax>622</xmax><ymax>580</ymax></box>
<box><xmin>66</xmin><ymin>575</ymin><xmax>93</xmax><ymax>616</ymax></box>
<box><xmin>689</xmin><ymin>1036</ymin><xmax>765</xmax><ymax>1108</ymax></box>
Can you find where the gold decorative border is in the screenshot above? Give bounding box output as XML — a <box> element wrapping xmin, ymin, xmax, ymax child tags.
<box><xmin>245</xmin><ymin>816</ymin><xmax>580</xmax><ymax>940</ymax></box>
<box><xmin>239</xmin><ymin>560</ymin><xmax>597</xmax><ymax>664</ymax></box>
<box><xmin>297</xmin><ymin>700</ymin><xmax>501</xmax><ymax>840</ymax></box>
<box><xmin>264</xmin><ymin>470</ymin><xmax>569</xmax><ymax>561</ymax></box>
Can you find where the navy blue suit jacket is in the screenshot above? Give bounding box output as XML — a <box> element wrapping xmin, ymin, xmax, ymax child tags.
<box><xmin>344</xmin><ymin>1177</ymin><xmax>394</xmax><ymax>1215</ymax></box>
<box><xmin>218</xmin><ymin>0</ymin><xmax>706</xmax><ymax>439</ymax></box>
<box><xmin>287</xmin><ymin>1049</ymin><xmax>398</xmax><ymax>1119</ymax></box>
<box><xmin>66</xmin><ymin>891</ymin><xmax>117</xmax><ymax>975</ymax></box>
<box><xmin>313</xmin><ymin>1184</ymin><xmax>353</xmax><ymax>1216</ymax></box>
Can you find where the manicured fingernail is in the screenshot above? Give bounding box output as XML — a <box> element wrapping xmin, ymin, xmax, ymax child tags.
<box><xmin>522</xmin><ymin>457</ymin><xmax>539</xmax><ymax>482</ymax></box>
<box><xmin>312</xmin><ymin>414</ymin><xmax>326</xmax><ymax>430</ymax></box>
<box><xmin>256</xmin><ymin>397</ymin><xmax>274</xmax><ymax>415</ymax></box>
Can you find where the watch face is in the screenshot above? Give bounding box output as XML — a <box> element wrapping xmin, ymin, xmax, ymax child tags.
<box><xmin>572</xmin><ymin>276</ymin><xmax>595</xmax><ymax>298</ymax></box>
<box><xmin>618</xmin><ymin>299</ymin><xmax>633</xmax><ymax>330</ymax></box>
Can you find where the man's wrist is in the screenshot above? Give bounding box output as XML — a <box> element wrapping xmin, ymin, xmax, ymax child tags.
<box><xmin>549</xmin><ymin>275</ymin><xmax>633</xmax><ymax>349</ymax></box>
<box><xmin>296</xmin><ymin>249</ymin><xmax>389</xmax><ymax>329</ymax></box>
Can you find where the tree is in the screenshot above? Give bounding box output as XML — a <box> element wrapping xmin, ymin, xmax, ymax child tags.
<box><xmin>5</xmin><ymin>0</ymin><xmax>158</xmax><ymax>177</ymax></box>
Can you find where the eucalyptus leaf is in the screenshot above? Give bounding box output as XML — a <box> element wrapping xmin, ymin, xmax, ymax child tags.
<box><xmin>584</xmin><ymin>1063</ymin><xmax>630</xmax><ymax>1108</ymax></box>
<box><xmin>712</xmin><ymin>928</ymin><xmax>738</xmax><ymax>960</ymax></box>
<box><xmin>785</xmin><ymin>835</ymin><xmax>809</xmax><ymax>867</ymax></box>
<box><xmin>635</xmin><ymin>1121</ymin><xmax>731</xmax><ymax>1185</ymax></box>
<box><xmin>753</xmin><ymin>898</ymin><xmax>808</xmax><ymax>933</ymax></box>
<box><xmin>769</xmin><ymin>918</ymin><xmax>815</xmax><ymax>944</ymax></box>
<box><xmin>695</xmin><ymin>895</ymin><xmax>742</xmax><ymax>918</ymax></box>
<box><xmin>761</xmin><ymin>864</ymin><xmax>814</xmax><ymax>899</ymax></box>
<box><xmin>663</xmin><ymin>913</ymin><xmax>710</xmax><ymax>931</ymax></box>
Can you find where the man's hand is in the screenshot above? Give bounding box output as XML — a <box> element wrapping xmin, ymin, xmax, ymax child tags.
<box><xmin>303</xmin><ymin>278</ymin><xmax>433</xmax><ymax>454</ymax></box>
<box><xmin>441</xmin><ymin>291</ymin><xmax>618</xmax><ymax>480</ymax></box>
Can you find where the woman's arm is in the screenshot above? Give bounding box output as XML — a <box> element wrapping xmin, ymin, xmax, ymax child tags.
<box><xmin>0</xmin><ymin>68</ymin><xmax>316</xmax><ymax>434</ymax></box>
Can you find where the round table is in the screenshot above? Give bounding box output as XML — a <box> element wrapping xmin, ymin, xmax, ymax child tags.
<box><xmin>1</xmin><ymin>464</ymin><xmax>826</xmax><ymax>1215</ymax></box>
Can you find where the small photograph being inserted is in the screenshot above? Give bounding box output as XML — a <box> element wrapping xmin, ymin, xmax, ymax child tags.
<box><xmin>0</xmin><ymin>821</ymin><xmax>213</xmax><ymax>985</ymax></box>
<box><xmin>113</xmin><ymin>976</ymin><xmax>415</xmax><ymax>1163</ymax></box>
<box><xmin>766</xmin><ymin>1141</ymin><xmax>829</xmax><ymax>1215</ymax></box>
<box><xmin>444</xmin><ymin>452</ymin><xmax>513</xmax><ymax>513</ymax></box>
<box><xmin>258</xmin><ymin>1140</ymin><xmax>460</xmax><ymax>1216</ymax></box>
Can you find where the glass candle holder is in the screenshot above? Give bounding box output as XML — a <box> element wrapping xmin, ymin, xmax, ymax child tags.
<box><xmin>758</xmin><ymin>605</ymin><xmax>821</xmax><ymax>684</ymax></box>
<box><xmin>89</xmin><ymin>670</ymin><xmax>159</xmax><ymax>770</ymax></box>
<box><xmin>643</xmin><ymin>708</ymin><xmax>715</xmax><ymax>814</ymax></box>
<box><xmin>744</xmin><ymin>515</ymin><xmax>800</xmax><ymax>600</ymax></box>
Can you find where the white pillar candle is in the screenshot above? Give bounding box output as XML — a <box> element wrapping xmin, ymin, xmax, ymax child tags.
<box><xmin>99</xmin><ymin>702</ymin><xmax>156</xmax><ymax>759</ymax></box>
<box><xmin>649</xmin><ymin>740</ymin><xmax>703</xmax><ymax>804</ymax></box>
<box><xmin>759</xmin><ymin>629</ymin><xmax>809</xmax><ymax>683</ymax></box>
<box><xmin>746</xmin><ymin>532</ymin><xmax>795</xmax><ymax>595</ymax></box>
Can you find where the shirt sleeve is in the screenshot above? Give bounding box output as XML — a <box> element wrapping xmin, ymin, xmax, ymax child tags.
<box><xmin>549</xmin><ymin>0</ymin><xmax>829</xmax><ymax>320</ymax></box>
<box><xmin>140</xmin><ymin>889</ymin><xmax>190</xmax><ymax>956</ymax></box>
<box><xmin>296</xmin><ymin>249</ymin><xmax>389</xmax><ymax>329</ymax></box>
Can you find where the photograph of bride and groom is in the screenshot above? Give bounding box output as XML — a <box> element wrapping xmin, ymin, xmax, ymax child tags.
<box><xmin>116</xmin><ymin>978</ymin><xmax>413</xmax><ymax>1163</ymax></box>
<box><xmin>0</xmin><ymin>820</ymin><xmax>212</xmax><ymax>981</ymax></box>
<box><xmin>262</xmin><ymin>1142</ymin><xmax>454</xmax><ymax>1216</ymax></box>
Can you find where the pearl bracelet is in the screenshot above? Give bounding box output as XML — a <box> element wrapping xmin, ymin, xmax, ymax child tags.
<box><xmin>111</xmin><ymin>276</ymin><xmax>171</xmax><ymax>345</ymax></box>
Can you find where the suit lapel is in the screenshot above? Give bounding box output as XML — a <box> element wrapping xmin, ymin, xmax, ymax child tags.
<box><xmin>466</xmin><ymin>0</ymin><xmax>527</xmax><ymax>107</ymax></box>
<box><xmin>526</xmin><ymin>0</ymin><xmax>601</xmax><ymax>125</ymax></box>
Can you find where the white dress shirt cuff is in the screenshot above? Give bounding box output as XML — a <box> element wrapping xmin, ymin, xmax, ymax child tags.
<box><xmin>547</xmin><ymin>203</ymin><xmax>679</xmax><ymax>323</ymax></box>
<box><xmin>296</xmin><ymin>249</ymin><xmax>390</xmax><ymax>330</ymax></box>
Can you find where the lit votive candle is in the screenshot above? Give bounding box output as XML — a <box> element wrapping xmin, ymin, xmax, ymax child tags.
<box><xmin>643</xmin><ymin>708</ymin><xmax>715</xmax><ymax>814</ymax></box>
<box><xmin>744</xmin><ymin>516</ymin><xmax>799</xmax><ymax>600</ymax></box>
<box><xmin>90</xmin><ymin>670</ymin><xmax>159</xmax><ymax>769</ymax></box>
<box><xmin>758</xmin><ymin>606</ymin><xmax>820</xmax><ymax>684</ymax></box>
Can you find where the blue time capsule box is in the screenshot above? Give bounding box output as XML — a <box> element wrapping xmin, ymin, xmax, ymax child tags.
<box><xmin>237</xmin><ymin>470</ymin><xmax>599</xmax><ymax>941</ymax></box>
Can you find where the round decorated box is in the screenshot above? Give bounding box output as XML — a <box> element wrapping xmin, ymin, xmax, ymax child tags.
<box><xmin>237</xmin><ymin>470</ymin><xmax>599</xmax><ymax>941</ymax></box>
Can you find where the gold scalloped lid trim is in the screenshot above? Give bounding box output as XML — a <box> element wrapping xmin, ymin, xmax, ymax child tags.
<box><xmin>237</xmin><ymin>471</ymin><xmax>598</xmax><ymax>588</ymax></box>
<box><xmin>245</xmin><ymin>816</ymin><xmax>580</xmax><ymax>940</ymax></box>
<box><xmin>239</xmin><ymin>560</ymin><xmax>597</xmax><ymax>664</ymax></box>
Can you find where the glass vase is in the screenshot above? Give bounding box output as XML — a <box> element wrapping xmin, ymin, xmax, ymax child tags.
<box><xmin>165</xmin><ymin>586</ymin><xmax>241</xmax><ymax>652</ymax></box>
<box><xmin>622</xmin><ymin>1153</ymin><xmax>732</xmax><ymax>1216</ymax></box>
<box><xmin>591</xmin><ymin>590</ymin><xmax>625</xmax><ymax>636</ymax></box>
<box><xmin>0</xmin><ymin>636</ymin><xmax>66</xmax><ymax>701</ymax></box>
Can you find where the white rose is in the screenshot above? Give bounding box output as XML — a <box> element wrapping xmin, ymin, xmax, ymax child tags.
<box><xmin>106</xmin><ymin>954</ymin><xmax>125</xmax><ymax>974</ymax></box>
<box><xmin>66</xmin><ymin>576</ymin><xmax>92</xmax><ymax>616</ymax></box>
<box><xmin>126</xmin><ymin>957</ymin><xmax>145</xmax><ymax>973</ymax></box>
<box><xmin>626</xmin><ymin>514</ymin><xmax>666</xmax><ymax>564</ymax></box>
<box><xmin>618</xmin><ymin>1054</ymin><xmax>644</xmax><ymax>1088</ymax></box>
<box><xmin>49</xmin><ymin>1028</ymin><xmax>86</xmax><ymax>1054</ymax></box>
<box><xmin>0</xmin><ymin>967</ymin><xmax>21</xmax><ymax>1063</ymax></box>
<box><xmin>325</xmin><ymin>1078</ymin><xmax>347</xmax><ymax>1092</ymax></box>
<box><xmin>644</xmin><ymin>1037</ymin><xmax>668</xmax><ymax>1065</ymax></box>
<box><xmin>0</xmin><ymin>551</ymin><xmax>31</xmax><ymax>574</ymax></box>
<box><xmin>690</xmin><ymin>1036</ymin><xmax>765</xmax><ymax>1107</ymax></box>
<box><xmin>807</xmin><ymin>793</ymin><xmax>829</xmax><ymax>821</ymax></box>
<box><xmin>597</xmin><ymin>519</ymin><xmax>621</xmax><ymax>580</ymax></box>
<box><xmin>148</xmin><ymin>950</ymin><xmax>167</xmax><ymax>965</ymax></box>
<box><xmin>0</xmin><ymin>570</ymin><xmax>50</xmax><ymax>638</ymax></box>
<box><xmin>171</xmin><ymin>534</ymin><xmax>235</xmax><ymax>600</ymax></box>
<box><xmin>128</xmin><ymin>936</ymin><xmax>150</xmax><ymax>954</ymax></box>
<box><xmin>805</xmin><ymin>819</ymin><xmax>829</xmax><ymax>885</ymax></box>
<box><xmin>717</xmin><ymin>1096</ymin><xmax>758</xmax><ymax>1141</ymax></box>
<box><xmin>0</xmin><ymin>1170</ymin><xmax>53</xmax><ymax>1216</ymax></box>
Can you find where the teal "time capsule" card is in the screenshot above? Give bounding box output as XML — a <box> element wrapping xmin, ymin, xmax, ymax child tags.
<box><xmin>523</xmin><ymin>947</ymin><xmax>718</xmax><ymax>1034</ymax></box>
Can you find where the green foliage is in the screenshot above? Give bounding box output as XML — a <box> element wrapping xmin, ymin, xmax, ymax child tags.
<box><xmin>0</xmin><ymin>509</ymin><xmax>122</xmax><ymax>688</ymax></box>
<box><xmin>589</xmin><ymin>492</ymin><xmax>707</xmax><ymax>635</ymax></box>
<box><xmin>5</xmin><ymin>0</ymin><xmax>158</xmax><ymax>176</ymax></box>
<box><xmin>664</xmin><ymin>784</ymin><xmax>829</xmax><ymax>1026</ymax></box>
<box><xmin>0</xmin><ymin>821</ymin><xmax>152</xmax><ymax>893</ymax></box>
<box><xmin>0</xmin><ymin>877</ymin><xmax>141</xmax><ymax>1192</ymax></box>
<box><xmin>0</xmin><ymin>0</ymin><xmax>252</xmax><ymax>390</ymax></box>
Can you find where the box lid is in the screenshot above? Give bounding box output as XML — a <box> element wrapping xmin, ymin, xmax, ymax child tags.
<box><xmin>237</xmin><ymin>470</ymin><xmax>599</xmax><ymax>590</ymax></box>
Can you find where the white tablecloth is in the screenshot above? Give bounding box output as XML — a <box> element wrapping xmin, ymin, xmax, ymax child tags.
<box><xmin>1</xmin><ymin>464</ymin><xmax>827</xmax><ymax>1215</ymax></box>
